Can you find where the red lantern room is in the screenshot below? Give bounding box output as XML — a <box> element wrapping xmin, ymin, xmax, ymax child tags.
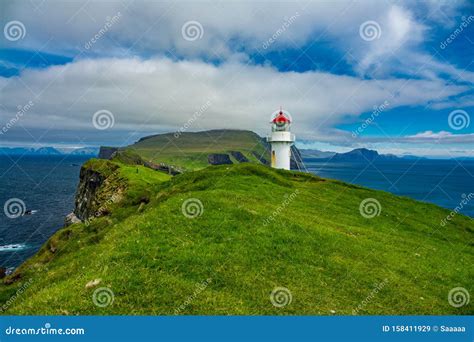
<box><xmin>271</xmin><ymin>108</ymin><xmax>292</xmax><ymax>132</ymax></box>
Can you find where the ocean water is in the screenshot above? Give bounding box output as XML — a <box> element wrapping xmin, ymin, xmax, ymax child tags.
<box><xmin>0</xmin><ymin>155</ymin><xmax>90</xmax><ymax>271</ymax></box>
<box><xmin>305</xmin><ymin>159</ymin><xmax>474</xmax><ymax>218</ymax></box>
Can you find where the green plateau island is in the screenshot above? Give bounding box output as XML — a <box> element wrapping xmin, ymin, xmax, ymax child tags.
<box><xmin>1</xmin><ymin>130</ymin><xmax>473</xmax><ymax>315</ymax></box>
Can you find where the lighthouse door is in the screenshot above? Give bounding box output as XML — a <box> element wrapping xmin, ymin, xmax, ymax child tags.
<box><xmin>271</xmin><ymin>150</ymin><xmax>276</xmax><ymax>167</ymax></box>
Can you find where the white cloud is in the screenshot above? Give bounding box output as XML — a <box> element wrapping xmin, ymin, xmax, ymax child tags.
<box><xmin>406</xmin><ymin>130</ymin><xmax>474</xmax><ymax>142</ymax></box>
<box><xmin>1</xmin><ymin>0</ymin><xmax>473</xmax><ymax>156</ymax></box>
<box><xmin>410</xmin><ymin>130</ymin><xmax>452</xmax><ymax>138</ymax></box>
<box><xmin>0</xmin><ymin>57</ymin><xmax>469</xmax><ymax>145</ymax></box>
<box><xmin>356</xmin><ymin>5</ymin><xmax>426</xmax><ymax>75</ymax></box>
<box><xmin>3</xmin><ymin>0</ymin><xmax>469</xmax><ymax>79</ymax></box>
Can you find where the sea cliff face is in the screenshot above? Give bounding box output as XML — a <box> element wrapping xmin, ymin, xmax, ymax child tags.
<box><xmin>69</xmin><ymin>160</ymin><xmax>124</xmax><ymax>224</ymax></box>
<box><xmin>74</xmin><ymin>166</ymin><xmax>107</xmax><ymax>221</ymax></box>
<box><xmin>98</xmin><ymin>146</ymin><xmax>119</xmax><ymax>159</ymax></box>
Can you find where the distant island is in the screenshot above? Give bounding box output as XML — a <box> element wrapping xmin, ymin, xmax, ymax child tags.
<box><xmin>299</xmin><ymin>148</ymin><xmax>428</xmax><ymax>162</ymax></box>
<box><xmin>0</xmin><ymin>146</ymin><xmax>99</xmax><ymax>156</ymax></box>
<box><xmin>4</xmin><ymin>142</ymin><xmax>471</xmax><ymax>162</ymax></box>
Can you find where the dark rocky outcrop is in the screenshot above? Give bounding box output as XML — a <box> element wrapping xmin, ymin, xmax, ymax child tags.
<box><xmin>74</xmin><ymin>166</ymin><xmax>108</xmax><ymax>221</ymax></box>
<box><xmin>98</xmin><ymin>146</ymin><xmax>119</xmax><ymax>160</ymax></box>
<box><xmin>230</xmin><ymin>151</ymin><xmax>249</xmax><ymax>163</ymax></box>
<box><xmin>252</xmin><ymin>151</ymin><xmax>269</xmax><ymax>165</ymax></box>
<box><xmin>3</xmin><ymin>272</ymin><xmax>21</xmax><ymax>285</ymax></box>
<box><xmin>0</xmin><ymin>267</ymin><xmax>6</xmax><ymax>279</ymax></box>
<box><xmin>208</xmin><ymin>154</ymin><xmax>233</xmax><ymax>165</ymax></box>
<box><xmin>143</xmin><ymin>161</ymin><xmax>182</xmax><ymax>175</ymax></box>
<box><xmin>73</xmin><ymin>161</ymin><xmax>126</xmax><ymax>223</ymax></box>
<box><xmin>75</xmin><ymin>162</ymin><xmax>124</xmax><ymax>220</ymax></box>
<box><xmin>114</xmin><ymin>150</ymin><xmax>144</xmax><ymax>165</ymax></box>
<box><xmin>251</xmin><ymin>137</ymin><xmax>271</xmax><ymax>166</ymax></box>
<box><xmin>64</xmin><ymin>212</ymin><xmax>81</xmax><ymax>226</ymax></box>
<box><xmin>291</xmin><ymin>146</ymin><xmax>304</xmax><ymax>170</ymax></box>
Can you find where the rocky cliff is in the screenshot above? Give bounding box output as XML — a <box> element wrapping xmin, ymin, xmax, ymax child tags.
<box><xmin>67</xmin><ymin>160</ymin><xmax>125</xmax><ymax>225</ymax></box>
<box><xmin>74</xmin><ymin>166</ymin><xmax>107</xmax><ymax>221</ymax></box>
<box><xmin>208</xmin><ymin>153</ymin><xmax>233</xmax><ymax>165</ymax></box>
<box><xmin>290</xmin><ymin>145</ymin><xmax>304</xmax><ymax>170</ymax></box>
<box><xmin>98</xmin><ymin>146</ymin><xmax>119</xmax><ymax>159</ymax></box>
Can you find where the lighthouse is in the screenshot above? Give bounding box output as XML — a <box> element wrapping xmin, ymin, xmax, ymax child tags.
<box><xmin>267</xmin><ymin>108</ymin><xmax>295</xmax><ymax>170</ymax></box>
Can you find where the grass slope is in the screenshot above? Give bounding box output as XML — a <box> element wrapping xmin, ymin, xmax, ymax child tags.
<box><xmin>126</xmin><ymin>129</ymin><xmax>269</xmax><ymax>170</ymax></box>
<box><xmin>1</xmin><ymin>161</ymin><xmax>473</xmax><ymax>315</ymax></box>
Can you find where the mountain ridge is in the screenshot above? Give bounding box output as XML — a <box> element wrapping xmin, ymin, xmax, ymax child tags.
<box><xmin>300</xmin><ymin>148</ymin><xmax>429</xmax><ymax>162</ymax></box>
<box><xmin>0</xmin><ymin>147</ymin><xmax>99</xmax><ymax>156</ymax></box>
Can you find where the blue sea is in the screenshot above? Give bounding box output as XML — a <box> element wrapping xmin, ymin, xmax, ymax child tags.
<box><xmin>0</xmin><ymin>156</ymin><xmax>473</xmax><ymax>271</ymax></box>
<box><xmin>305</xmin><ymin>158</ymin><xmax>474</xmax><ymax>218</ymax></box>
<box><xmin>0</xmin><ymin>155</ymin><xmax>90</xmax><ymax>271</ymax></box>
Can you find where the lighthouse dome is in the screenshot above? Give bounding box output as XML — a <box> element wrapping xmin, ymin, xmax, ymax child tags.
<box><xmin>270</xmin><ymin>108</ymin><xmax>292</xmax><ymax>131</ymax></box>
<box><xmin>271</xmin><ymin>110</ymin><xmax>291</xmax><ymax>124</ymax></box>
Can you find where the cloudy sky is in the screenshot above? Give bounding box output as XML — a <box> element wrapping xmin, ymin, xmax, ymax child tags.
<box><xmin>0</xmin><ymin>0</ymin><xmax>473</xmax><ymax>157</ymax></box>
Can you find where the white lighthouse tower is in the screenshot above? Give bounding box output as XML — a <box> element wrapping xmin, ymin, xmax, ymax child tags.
<box><xmin>267</xmin><ymin>108</ymin><xmax>295</xmax><ymax>170</ymax></box>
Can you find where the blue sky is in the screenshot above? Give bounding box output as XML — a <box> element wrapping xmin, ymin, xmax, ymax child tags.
<box><xmin>0</xmin><ymin>0</ymin><xmax>473</xmax><ymax>157</ymax></box>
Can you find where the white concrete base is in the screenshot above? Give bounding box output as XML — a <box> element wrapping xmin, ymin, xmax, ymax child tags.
<box><xmin>267</xmin><ymin>132</ymin><xmax>295</xmax><ymax>170</ymax></box>
<box><xmin>271</xmin><ymin>143</ymin><xmax>291</xmax><ymax>169</ymax></box>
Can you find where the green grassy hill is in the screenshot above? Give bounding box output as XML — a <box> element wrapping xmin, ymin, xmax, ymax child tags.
<box><xmin>1</xmin><ymin>159</ymin><xmax>472</xmax><ymax>315</ymax></box>
<box><xmin>125</xmin><ymin>129</ymin><xmax>270</xmax><ymax>170</ymax></box>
